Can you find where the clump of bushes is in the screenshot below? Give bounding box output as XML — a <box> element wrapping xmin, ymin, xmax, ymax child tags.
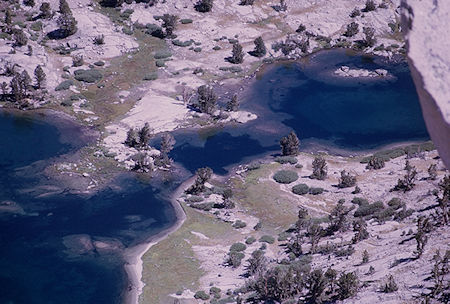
<box><xmin>233</xmin><ymin>220</ymin><xmax>247</xmax><ymax>229</ymax></box>
<box><xmin>362</xmin><ymin>0</ymin><xmax>376</xmax><ymax>12</ymax></box>
<box><xmin>259</xmin><ymin>235</ymin><xmax>275</xmax><ymax>244</ymax></box>
<box><xmin>275</xmin><ymin>156</ymin><xmax>298</xmax><ymax>165</ymax></box>
<box><xmin>354</xmin><ymin>201</ymin><xmax>384</xmax><ymax>217</ymax></box>
<box><xmin>190</xmin><ymin>202</ymin><xmax>214</xmax><ymax>211</ymax></box>
<box><xmin>219</xmin><ymin>66</ymin><xmax>242</xmax><ymax>73</ymax></box>
<box><xmin>273</xmin><ymin>170</ymin><xmax>298</xmax><ymax>184</ymax></box>
<box><xmin>185</xmin><ymin>195</ymin><xmax>204</xmax><ymax>203</ymax></box>
<box><xmin>154</xmin><ymin>50</ymin><xmax>172</xmax><ymax>59</ymax></box>
<box><xmin>351</xmin><ymin>197</ymin><xmax>369</xmax><ymax>206</ymax></box>
<box><xmin>194</xmin><ymin>0</ymin><xmax>214</xmax><ymax>12</ymax></box>
<box><xmin>245</xmin><ymin>236</ymin><xmax>256</xmax><ymax>244</ymax></box>
<box><xmin>309</xmin><ymin>187</ymin><xmax>324</xmax><ymax>195</ymax></box>
<box><xmin>94</xmin><ymin>61</ymin><xmax>105</xmax><ymax>66</ymax></box>
<box><xmin>247</xmin><ymin>162</ymin><xmax>261</xmax><ymax>170</ymax></box>
<box><xmin>74</xmin><ymin>69</ymin><xmax>102</xmax><ymax>83</ymax></box>
<box><xmin>337</xmin><ymin>170</ymin><xmax>357</xmax><ymax>188</ymax></box>
<box><xmin>180</xmin><ymin>18</ymin><xmax>193</xmax><ymax>24</ymax></box>
<box><xmin>292</xmin><ymin>183</ymin><xmax>309</xmax><ymax>195</ymax></box>
<box><xmin>230</xmin><ymin>242</ymin><xmax>246</xmax><ymax>252</ymax></box>
<box><xmin>55</xmin><ymin>80</ymin><xmax>74</xmax><ymax>91</ymax></box>
<box><xmin>194</xmin><ymin>290</ymin><xmax>210</xmax><ymax>300</ymax></box>
<box><xmin>143</xmin><ymin>72</ymin><xmax>158</xmax><ymax>81</ymax></box>
<box><xmin>172</xmin><ymin>39</ymin><xmax>193</xmax><ymax>47</ymax></box>
<box><xmin>366</xmin><ymin>155</ymin><xmax>385</xmax><ymax>169</ymax></box>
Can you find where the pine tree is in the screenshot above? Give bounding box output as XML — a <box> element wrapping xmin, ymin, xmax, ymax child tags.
<box><xmin>229</xmin><ymin>43</ymin><xmax>244</xmax><ymax>64</ymax></box>
<box><xmin>194</xmin><ymin>0</ymin><xmax>213</xmax><ymax>12</ymax></box>
<box><xmin>196</xmin><ymin>85</ymin><xmax>217</xmax><ymax>114</ymax></box>
<box><xmin>34</xmin><ymin>65</ymin><xmax>46</xmax><ymax>89</ymax></box>
<box><xmin>125</xmin><ymin>128</ymin><xmax>139</xmax><ymax>148</ymax></box>
<box><xmin>5</xmin><ymin>8</ymin><xmax>12</xmax><ymax>25</ymax></box>
<box><xmin>159</xmin><ymin>133</ymin><xmax>176</xmax><ymax>166</ymax></box>
<box><xmin>362</xmin><ymin>250</ymin><xmax>369</xmax><ymax>264</ymax></box>
<box><xmin>138</xmin><ymin>122</ymin><xmax>152</xmax><ymax>148</ymax></box>
<box><xmin>161</xmin><ymin>14</ymin><xmax>178</xmax><ymax>37</ymax></box>
<box><xmin>352</xmin><ymin>218</ymin><xmax>369</xmax><ymax>243</ymax></box>
<box><xmin>226</xmin><ymin>94</ymin><xmax>239</xmax><ymax>111</ymax></box>
<box><xmin>280</xmin><ymin>131</ymin><xmax>300</xmax><ymax>156</ymax></box>
<box><xmin>337</xmin><ymin>272</ymin><xmax>359</xmax><ymax>299</ymax></box>
<box><xmin>57</xmin><ymin>13</ymin><xmax>77</xmax><ymax>37</ymax></box>
<box><xmin>328</xmin><ymin>199</ymin><xmax>350</xmax><ymax>233</ymax></box>
<box><xmin>363</xmin><ymin>27</ymin><xmax>376</xmax><ymax>47</ymax></box>
<box><xmin>306</xmin><ymin>269</ymin><xmax>326</xmax><ymax>303</ymax></box>
<box><xmin>311</xmin><ymin>156</ymin><xmax>327</xmax><ymax>180</ymax></box>
<box><xmin>24</xmin><ymin>0</ymin><xmax>35</xmax><ymax>7</ymax></box>
<box><xmin>40</xmin><ymin>2</ymin><xmax>52</xmax><ymax>19</ymax></box>
<box><xmin>428</xmin><ymin>164</ymin><xmax>437</xmax><ymax>180</ymax></box>
<box><xmin>59</xmin><ymin>0</ymin><xmax>72</xmax><ymax>15</ymax></box>
<box><xmin>252</xmin><ymin>36</ymin><xmax>266</xmax><ymax>57</ymax></box>
<box><xmin>13</xmin><ymin>29</ymin><xmax>28</xmax><ymax>47</ymax></box>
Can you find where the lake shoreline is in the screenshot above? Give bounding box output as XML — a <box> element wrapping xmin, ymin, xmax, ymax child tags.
<box><xmin>122</xmin><ymin>175</ymin><xmax>194</xmax><ymax>304</ymax></box>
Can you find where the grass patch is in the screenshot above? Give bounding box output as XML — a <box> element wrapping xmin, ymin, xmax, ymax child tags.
<box><xmin>231</xmin><ymin>163</ymin><xmax>298</xmax><ymax>229</ymax></box>
<box><xmin>140</xmin><ymin>205</ymin><xmax>240</xmax><ymax>304</ymax></box>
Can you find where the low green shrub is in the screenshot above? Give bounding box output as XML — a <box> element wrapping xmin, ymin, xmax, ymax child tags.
<box><xmin>30</xmin><ymin>21</ymin><xmax>42</xmax><ymax>31</ymax></box>
<box><xmin>213</xmin><ymin>46</ymin><xmax>221</xmax><ymax>51</ymax></box>
<box><xmin>194</xmin><ymin>290</ymin><xmax>210</xmax><ymax>300</ymax></box>
<box><xmin>60</xmin><ymin>99</ymin><xmax>73</xmax><ymax>107</ymax></box>
<box><xmin>190</xmin><ymin>202</ymin><xmax>214</xmax><ymax>211</ymax></box>
<box><xmin>387</xmin><ymin>197</ymin><xmax>404</xmax><ymax>210</ymax></box>
<box><xmin>74</xmin><ymin>69</ymin><xmax>102</xmax><ymax>83</ymax></box>
<box><xmin>259</xmin><ymin>235</ymin><xmax>275</xmax><ymax>244</ymax></box>
<box><xmin>143</xmin><ymin>72</ymin><xmax>158</xmax><ymax>81</ymax></box>
<box><xmin>155</xmin><ymin>60</ymin><xmax>165</xmax><ymax>67</ymax></box>
<box><xmin>335</xmin><ymin>245</ymin><xmax>355</xmax><ymax>257</ymax></box>
<box><xmin>354</xmin><ymin>201</ymin><xmax>384</xmax><ymax>217</ymax></box>
<box><xmin>94</xmin><ymin>61</ymin><xmax>105</xmax><ymax>66</ymax></box>
<box><xmin>292</xmin><ymin>183</ymin><xmax>309</xmax><ymax>195</ymax></box>
<box><xmin>275</xmin><ymin>156</ymin><xmax>298</xmax><ymax>164</ymax></box>
<box><xmin>180</xmin><ymin>18</ymin><xmax>193</xmax><ymax>24</ymax></box>
<box><xmin>309</xmin><ymin>187</ymin><xmax>324</xmax><ymax>195</ymax></box>
<box><xmin>154</xmin><ymin>50</ymin><xmax>172</xmax><ymax>59</ymax></box>
<box><xmin>210</xmin><ymin>286</ymin><xmax>221</xmax><ymax>299</ymax></box>
<box><xmin>219</xmin><ymin>66</ymin><xmax>243</xmax><ymax>73</ymax></box>
<box><xmin>273</xmin><ymin>170</ymin><xmax>298</xmax><ymax>184</ymax></box>
<box><xmin>245</xmin><ymin>236</ymin><xmax>256</xmax><ymax>244</ymax></box>
<box><xmin>55</xmin><ymin>80</ymin><xmax>74</xmax><ymax>91</ymax></box>
<box><xmin>194</xmin><ymin>47</ymin><xmax>202</xmax><ymax>52</ymax></box>
<box><xmin>278</xmin><ymin>232</ymin><xmax>290</xmax><ymax>241</ymax></box>
<box><xmin>185</xmin><ymin>195</ymin><xmax>204</xmax><ymax>203</ymax></box>
<box><xmin>227</xmin><ymin>251</ymin><xmax>245</xmax><ymax>267</ymax></box>
<box><xmin>351</xmin><ymin>197</ymin><xmax>369</xmax><ymax>206</ymax></box>
<box><xmin>172</xmin><ymin>39</ymin><xmax>193</xmax><ymax>47</ymax></box>
<box><xmin>233</xmin><ymin>220</ymin><xmax>247</xmax><ymax>229</ymax></box>
<box><xmin>230</xmin><ymin>242</ymin><xmax>246</xmax><ymax>252</ymax></box>
<box><xmin>122</xmin><ymin>27</ymin><xmax>133</xmax><ymax>35</ymax></box>
<box><xmin>247</xmin><ymin>162</ymin><xmax>261</xmax><ymax>170</ymax></box>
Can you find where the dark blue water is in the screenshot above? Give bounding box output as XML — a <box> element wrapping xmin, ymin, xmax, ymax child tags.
<box><xmin>0</xmin><ymin>111</ymin><xmax>178</xmax><ymax>304</ymax></box>
<box><xmin>0</xmin><ymin>49</ymin><xmax>429</xmax><ymax>304</ymax></box>
<box><xmin>169</xmin><ymin>50</ymin><xmax>428</xmax><ymax>174</ymax></box>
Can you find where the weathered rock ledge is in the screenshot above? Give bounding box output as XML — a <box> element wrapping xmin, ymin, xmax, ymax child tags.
<box><xmin>401</xmin><ymin>0</ymin><xmax>450</xmax><ymax>168</ymax></box>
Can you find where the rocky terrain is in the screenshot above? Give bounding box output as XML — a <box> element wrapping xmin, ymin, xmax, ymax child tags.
<box><xmin>143</xmin><ymin>145</ymin><xmax>449</xmax><ymax>304</ymax></box>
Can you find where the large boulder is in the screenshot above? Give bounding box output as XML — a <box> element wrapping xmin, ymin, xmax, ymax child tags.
<box><xmin>401</xmin><ymin>0</ymin><xmax>450</xmax><ymax>168</ymax></box>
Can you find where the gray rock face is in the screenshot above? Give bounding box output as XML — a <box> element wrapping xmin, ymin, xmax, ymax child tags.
<box><xmin>401</xmin><ymin>0</ymin><xmax>450</xmax><ymax>168</ymax></box>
